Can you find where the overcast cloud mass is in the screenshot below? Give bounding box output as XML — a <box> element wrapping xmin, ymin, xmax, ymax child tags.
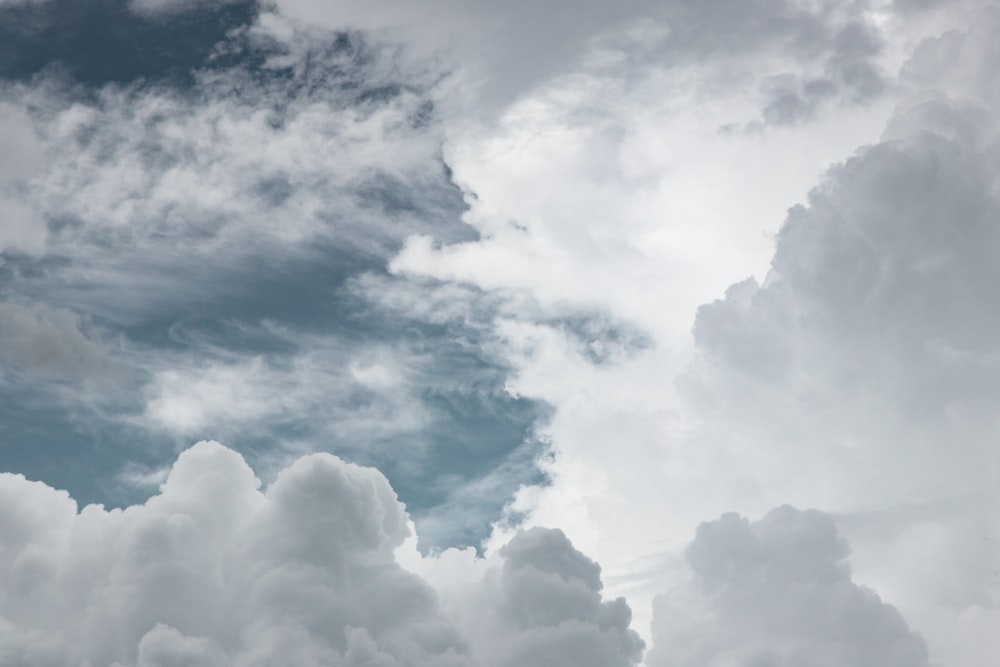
<box><xmin>0</xmin><ymin>0</ymin><xmax>997</xmax><ymax>665</ymax></box>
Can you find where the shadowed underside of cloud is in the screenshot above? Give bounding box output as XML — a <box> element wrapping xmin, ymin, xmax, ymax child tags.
<box><xmin>0</xmin><ymin>441</ymin><xmax>642</xmax><ymax>667</ymax></box>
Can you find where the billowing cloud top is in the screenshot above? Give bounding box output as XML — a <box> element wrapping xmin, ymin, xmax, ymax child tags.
<box><xmin>648</xmin><ymin>508</ymin><xmax>930</xmax><ymax>666</ymax></box>
<box><xmin>0</xmin><ymin>441</ymin><xmax>643</xmax><ymax>667</ymax></box>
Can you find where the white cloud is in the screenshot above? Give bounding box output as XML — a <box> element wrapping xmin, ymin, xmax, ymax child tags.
<box><xmin>0</xmin><ymin>440</ymin><xmax>642</xmax><ymax>667</ymax></box>
<box><xmin>137</xmin><ymin>336</ymin><xmax>436</xmax><ymax>448</ymax></box>
<box><xmin>646</xmin><ymin>507</ymin><xmax>931</xmax><ymax>667</ymax></box>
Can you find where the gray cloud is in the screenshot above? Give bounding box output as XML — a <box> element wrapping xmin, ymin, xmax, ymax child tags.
<box><xmin>0</xmin><ymin>300</ymin><xmax>108</xmax><ymax>380</ymax></box>
<box><xmin>0</xmin><ymin>102</ymin><xmax>44</xmax><ymax>254</ymax></box>
<box><xmin>0</xmin><ymin>440</ymin><xmax>641</xmax><ymax>667</ymax></box>
<box><xmin>491</xmin><ymin>528</ymin><xmax>645</xmax><ymax>667</ymax></box>
<box><xmin>680</xmin><ymin>14</ymin><xmax>1000</xmax><ymax>662</ymax></box>
<box><xmin>134</xmin><ymin>0</ymin><xmax>897</xmax><ymax>123</ymax></box>
<box><xmin>647</xmin><ymin>507</ymin><xmax>931</xmax><ymax>667</ymax></box>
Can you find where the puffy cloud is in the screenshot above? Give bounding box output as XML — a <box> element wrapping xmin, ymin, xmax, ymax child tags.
<box><xmin>459</xmin><ymin>527</ymin><xmax>645</xmax><ymax>667</ymax></box>
<box><xmin>657</xmin><ymin>11</ymin><xmax>1000</xmax><ymax>663</ymax></box>
<box><xmin>0</xmin><ymin>441</ymin><xmax>467</xmax><ymax>666</ymax></box>
<box><xmin>687</xmin><ymin>5</ymin><xmax>1000</xmax><ymax>521</ymax></box>
<box><xmin>646</xmin><ymin>507</ymin><xmax>931</xmax><ymax>667</ymax></box>
<box><xmin>0</xmin><ymin>440</ymin><xmax>642</xmax><ymax>667</ymax></box>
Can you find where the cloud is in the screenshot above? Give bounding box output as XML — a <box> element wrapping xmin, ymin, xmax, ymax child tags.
<box><xmin>7</xmin><ymin>53</ymin><xmax>447</xmax><ymax>282</ymax></box>
<box><xmin>0</xmin><ymin>102</ymin><xmax>45</xmax><ymax>255</ymax></box>
<box><xmin>488</xmin><ymin>527</ymin><xmax>645</xmax><ymax>667</ymax></box>
<box><xmin>646</xmin><ymin>507</ymin><xmax>931</xmax><ymax>667</ymax></box>
<box><xmin>380</xmin><ymin>7</ymin><xmax>1000</xmax><ymax>664</ymax></box>
<box><xmin>0</xmin><ymin>440</ymin><xmax>641</xmax><ymax>667</ymax></box>
<box><xmin>2</xmin><ymin>6</ymin><xmax>998</xmax><ymax>667</ymax></box>
<box><xmin>119</xmin><ymin>0</ymin><xmax>897</xmax><ymax>124</ymax></box>
<box><xmin>129</xmin><ymin>0</ymin><xmax>242</xmax><ymax>17</ymax></box>
<box><xmin>0</xmin><ymin>300</ymin><xmax>108</xmax><ymax>380</ymax></box>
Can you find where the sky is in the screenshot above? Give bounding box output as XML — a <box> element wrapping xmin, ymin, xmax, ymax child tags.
<box><xmin>0</xmin><ymin>0</ymin><xmax>997</xmax><ymax>665</ymax></box>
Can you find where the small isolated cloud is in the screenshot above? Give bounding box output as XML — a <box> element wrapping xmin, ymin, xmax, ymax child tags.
<box><xmin>646</xmin><ymin>507</ymin><xmax>931</xmax><ymax>667</ymax></box>
<box><xmin>0</xmin><ymin>301</ymin><xmax>108</xmax><ymax>381</ymax></box>
<box><xmin>0</xmin><ymin>103</ymin><xmax>45</xmax><ymax>255</ymax></box>
<box><xmin>0</xmin><ymin>440</ymin><xmax>643</xmax><ymax>667</ymax></box>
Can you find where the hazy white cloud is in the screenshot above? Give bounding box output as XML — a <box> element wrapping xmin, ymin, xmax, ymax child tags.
<box><xmin>11</xmin><ymin>60</ymin><xmax>442</xmax><ymax>275</ymax></box>
<box><xmin>0</xmin><ymin>440</ymin><xmax>642</xmax><ymax>667</ymax></box>
<box><xmin>0</xmin><ymin>37</ymin><xmax>453</xmax><ymax>331</ymax></box>
<box><xmin>646</xmin><ymin>507</ymin><xmax>931</xmax><ymax>667</ymax></box>
<box><xmin>139</xmin><ymin>344</ymin><xmax>433</xmax><ymax>446</ymax></box>
<box><xmin>128</xmin><ymin>0</ymin><xmax>239</xmax><ymax>16</ymax></box>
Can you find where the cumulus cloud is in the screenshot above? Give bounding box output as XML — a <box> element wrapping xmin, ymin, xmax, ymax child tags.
<box><xmin>429</xmin><ymin>526</ymin><xmax>646</xmax><ymax>667</ymax></box>
<box><xmin>0</xmin><ymin>440</ymin><xmax>641</xmax><ymax>667</ymax></box>
<box><xmin>688</xmin><ymin>8</ymin><xmax>1000</xmax><ymax>512</ymax></box>
<box><xmin>650</xmin><ymin>11</ymin><xmax>1000</xmax><ymax>661</ymax></box>
<box><xmin>646</xmin><ymin>507</ymin><xmax>931</xmax><ymax>667</ymax></box>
